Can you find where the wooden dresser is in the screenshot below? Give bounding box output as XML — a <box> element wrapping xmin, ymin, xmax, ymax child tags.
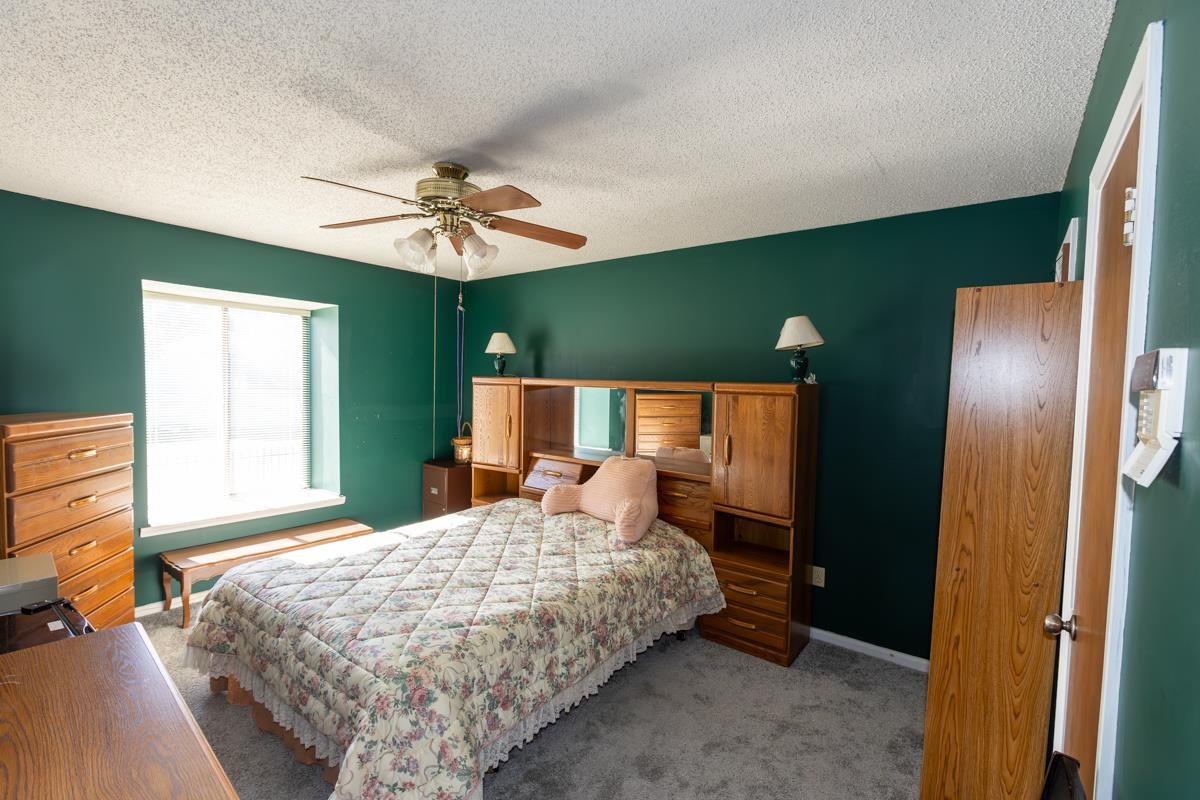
<box><xmin>0</xmin><ymin>412</ymin><xmax>136</xmax><ymax>629</ymax></box>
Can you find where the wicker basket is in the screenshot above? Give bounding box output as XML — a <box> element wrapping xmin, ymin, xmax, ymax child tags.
<box><xmin>452</xmin><ymin>422</ymin><xmax>473</xmax><ymax>464</ymax></box>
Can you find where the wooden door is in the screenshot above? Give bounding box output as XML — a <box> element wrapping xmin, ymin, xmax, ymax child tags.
<box><xmin>921</xmin><ymin>282</ymin><xmax>1082</xmax><ymax>800</ymax></box>
<box><xmin>502</xmin><ymin>383</ymin><xmax>521</xmax><ymax>469</ymax></box>
<box><xmin>712</xmin><ymin>391</ymin><xmax>794</xmax><ymax>519</ymax></box>
<box><xmin>1058</xmin><ymin>112</ymin><xmax>1141</xmax><ymax>796</ymax></box>
<box><xmin>472</xmin><ymin>383</ymin><xmax>509</xmax><ymax>468</ymax></box>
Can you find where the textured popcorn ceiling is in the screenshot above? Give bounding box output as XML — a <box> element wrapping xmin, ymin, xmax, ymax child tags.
<box><xmin>0</xmin><ymin>1</ymin><xmax>1113</xmax><ymax>279</ymax></box>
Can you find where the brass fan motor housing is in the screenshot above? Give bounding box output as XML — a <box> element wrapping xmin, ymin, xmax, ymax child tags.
<box><xmin>416</xmin><ymin>162</ymin><xmax>480</xmax><ymax>202</ymax></box>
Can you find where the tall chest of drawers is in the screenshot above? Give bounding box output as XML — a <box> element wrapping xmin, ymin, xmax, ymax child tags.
<box><xmin>0</xmin><ymin>413</ymin><xmax>136</xmax><ymax>629</ymax></box>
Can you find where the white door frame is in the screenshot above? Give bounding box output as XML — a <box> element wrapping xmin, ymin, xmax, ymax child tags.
<box><xmin>1053</xmin><ymin>21</ymin><xmax>1163</xmax><ymax>800</ymax></box>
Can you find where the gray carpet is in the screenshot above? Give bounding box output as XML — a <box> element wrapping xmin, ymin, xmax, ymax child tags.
<box><xmin>142</xmin><ymin>610</ymin><xmax>926</xmax><ymax>799</ymax></box>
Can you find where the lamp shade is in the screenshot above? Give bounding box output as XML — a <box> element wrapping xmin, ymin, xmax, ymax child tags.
<box><xmin>485</xmin><ymin>332</ymin><xmax>516</xmax><ymax>355</ymax></box>
<box><xmin>775</xmin><ymin>316</ymin><xmax>824</xmax><ymax>350</ymax></box>
<box><xmin>394</xmin><ymin>228</ymin><xmax>436</xmax><ymax>272</ymax></box>
<box><xmin>464</xmin><ymin>233</ymin><xmax>499</xmax><ymax>277</ymax></box>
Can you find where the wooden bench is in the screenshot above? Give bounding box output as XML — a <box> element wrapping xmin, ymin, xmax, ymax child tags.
<box><xmin>160</xmin><ymin>518</ymin><xmax>373</xmax><ymax>627</ymax></box>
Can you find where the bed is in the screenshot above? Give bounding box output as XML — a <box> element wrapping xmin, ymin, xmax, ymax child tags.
<box><xmin>185</xmin><ymin>498</ymin><xmax>725</xmax><ymax>799</ymax></box>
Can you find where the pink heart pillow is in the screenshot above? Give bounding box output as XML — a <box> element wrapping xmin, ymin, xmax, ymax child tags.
<box><xmin>541</xmin><ymin>456</ymin><xmax>659</xmax><ymax>543</ymax></box>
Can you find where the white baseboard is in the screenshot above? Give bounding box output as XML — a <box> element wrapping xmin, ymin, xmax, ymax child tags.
<box><xmin>810</xmin><ymin>627</ymin><xmax>929</xmax><ymax>673</ymax></box>
<box><xmin>135</xmin><ymin>589</ymin><xmax>210</xmax><ymax>620</ymax></box>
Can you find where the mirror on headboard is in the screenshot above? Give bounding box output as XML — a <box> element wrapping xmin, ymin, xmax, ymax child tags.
<box><xmin>633</xmin><ymin>389</ymin><xmax>713</xmax><ymax>474</ymax></box>
<box><xmin>573</xmin><ymin>386</ymin><xmax>626</xmax><ymax>455</ymax></box>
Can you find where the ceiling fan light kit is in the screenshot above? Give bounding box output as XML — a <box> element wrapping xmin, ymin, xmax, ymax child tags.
<box><xmin>306</xmin><ymin>162</ymin><xmax>586</xmax><ymax>277</ymax></box>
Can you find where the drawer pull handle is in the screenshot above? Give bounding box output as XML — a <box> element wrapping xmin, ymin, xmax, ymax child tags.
<box><xmin>67</xmin><ymin>447</ymin><xmax>99</xmax><ymax>461</ymax></box>
<box><xmin>68</xmin><ymin>540</ymin><xmax>99</xmax><ymax>556</ymax></box>
<box><xmin>71</xmin><ymin>584</ymin><xmax>100</xmax><ymax>603</ymax></box>
<box><xmin>724</xmin><ymin>434</ymin><xmax>732</xmax><ymax>466</ymax></box>
<box><xmin>68</xmin><ymin>494</ymin><xmax>99</xmax><ymax>509</ymax></box>
<box><xmin>542</xmin><ymin>470</ymin><xmax>563</xmax><ymax>478</ymax></box>
<box><xmin>725</xmin><ymin>583</ymin><xmax>759</xmax><ymax>597</ymax></box>
<box><xmin>728</xmin><ymin>618</ymin><xmax>757</xmax><ymax>631</ymax></box>
<box><xmin>659</xmin><ymin>421</ymin><xmax>676</xmax><ymax>426</ymax></box>
<box><xmin>506</xmin><ymin>414</ymin><xmax>512</xmax><ymax>438</ymax></box>
<box><xmin>663</xmin><ymin>490</ymin><xmax>688</xmax><ymax>499</ymax></box>
<box><xmin>659</xmin><ymin>405</ymin><xmax>677</xmax><ymax>410</ymax></box>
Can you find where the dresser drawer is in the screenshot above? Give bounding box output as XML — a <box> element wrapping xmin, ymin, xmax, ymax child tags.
<box><xmin>522</xmin><ymin>458</ymin><xmax>583</xmax><ymax>493</ymax></box>
<box><xmin>7</xmin><ymin>467</ymin><xmax>133</xmax><ymax>548</ymax></box>
<box><xmin>714</xmin><ymin>563</ymin><xmax>788</xmax><ymax>617</ymax></box>
<box><xmin>13</xmin><ymin>508</ymin><xmax>133</xmax><ymax>580</ymax></box>
<box><xmin>636</xmin><ymin>394</ymin><xmax>701</xmax><ymax>418</ymax></box>
<box><xmin>59</xmin><ymin>547</ymin><xmax>134</xmax><ymax>617</ymax></box>
<box><xmin>6</xmin><ymin>426</ymin><xmax>133</xmax><ymax>493</ymax></box>
<box><xmin>637</xmin><ymin>433</ymin><xmax>703</xmax><ymax>454</ymax></box>
<box><xmin>637</xmin><ymin>417</ymin><xmax>701</xmax><ymax>436</ymax></box>
<box><xmin>86</xmin><ymin>587</ymin><xmax>136</xmax><ymax>630</ymax></box>
<box><xmin>702</xmin><ymin>602</ymin><xmax>788</xmax><ymax>653</ymax></box>
<box><xmin>657</xmin><ymin>477</ymin><xmax>711</xmax><ymax>529</ymax></box>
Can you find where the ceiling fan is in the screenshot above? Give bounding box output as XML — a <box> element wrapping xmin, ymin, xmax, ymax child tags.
<box><xmin>303</xmin><ymin>162</ymin><xmax>587</xmax><ymax>277</ymax></box>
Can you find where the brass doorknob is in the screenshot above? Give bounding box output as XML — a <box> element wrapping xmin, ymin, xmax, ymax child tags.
<box><xmin>1044</xmin><ymin>613</ymin><xmax>1078</xmax><ymax>640</ymax></box>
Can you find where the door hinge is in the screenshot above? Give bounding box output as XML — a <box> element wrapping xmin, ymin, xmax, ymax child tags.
<box><xmin>1123</xmin><ymin>187</ymin><xmax>1137</xmax><ymax>247</ymax></box>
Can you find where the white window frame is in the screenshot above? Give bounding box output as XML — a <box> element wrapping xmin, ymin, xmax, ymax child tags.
<box><xmin>140</xmin><ymin>280</ymin><xmax>343</xmax><ymax>537</ymax></box>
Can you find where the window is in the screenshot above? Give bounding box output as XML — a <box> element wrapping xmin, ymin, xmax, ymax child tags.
<box><xmin>141</xmin><ymin>281</ymin><xmax>341</xmax><ymax>533</ymax></box>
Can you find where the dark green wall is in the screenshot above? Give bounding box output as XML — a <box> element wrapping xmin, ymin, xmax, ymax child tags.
<box><xmin>0</xmin><ymin>190</ymin><xmax>460</xmax><ymax>603</ymax></box>
<box><xmin>465</xmin><ymin>193</ymin><xmax>1061</xmax><ymax>658</ymax></box>
<box><xmin>1058</xmin><ymin>2</ymin><xmax>1200</xmax><ymax>796</ymax></box>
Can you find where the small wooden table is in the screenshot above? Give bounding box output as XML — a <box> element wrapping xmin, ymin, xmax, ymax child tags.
<box><xmin>161</xmin><ymin>518</ymin><xmax>372</xmax><ymax>627</ymax></box>
<box><xmin>0</xmin><ymin>623</ymin><xmax>238</xmax><ymax>798</ymax></box>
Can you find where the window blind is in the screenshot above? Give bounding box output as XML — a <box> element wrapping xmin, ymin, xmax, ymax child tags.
<box><xmin>143</xmin><ymin>293</ymin><xmax>310</xmax><ymax>525</ymax></box>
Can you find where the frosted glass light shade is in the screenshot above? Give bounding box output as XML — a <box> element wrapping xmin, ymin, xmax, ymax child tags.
<box><xmin>464</xmin><ymin>233</ymin><xmax>499</xmax><ymax>277</ymax></box>
<box><xmin>775</xmin><ymin>316</ymin><xmax>824</xmax><ymax>350</ymax></box>
<box><xmin>394</xmin><ymin>228</ymin><xmax>436</xmax><ymax>272</ymax></box>
<box><xmin>485</xmin><ymin>331</ymin><xmax>516</xmax><ymax>355</ymax></box>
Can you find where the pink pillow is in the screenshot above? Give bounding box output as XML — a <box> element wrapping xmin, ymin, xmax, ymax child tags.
<box><xmin>541</xmin><ymin>457</ymin><xmax>659</xmax><ymax>543</ymax></box>
<box><xmin>541</xmin><ymin>483</ymin><xmax>582</xmax><ymax>514</ymax></box>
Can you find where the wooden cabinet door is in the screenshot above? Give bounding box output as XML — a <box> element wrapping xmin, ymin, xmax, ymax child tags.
<box><xmin>472</xmin><ymin>384</ymin><xmax>509</xmax><ymax>468</ymax></box>
<box><xmin>501</xmin><ymin>383</ymin><xmax>521</xmax><ymax>469</ymax></box>
<box><xmin>712</xmin><ymin>392</ymin><xmax>794</xmax><ymax>519</ymax></box>
<box><xmin>921</xmin><ymin>282</ymin><xmax>1082</xmax><ymax>800</ymax></box>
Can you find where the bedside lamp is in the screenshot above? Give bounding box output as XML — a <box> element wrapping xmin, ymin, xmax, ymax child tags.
<box><xmin>485</xmin><ymin>332</ymin><xmax>516</xmax><ymax>376</ymax></box>
<box><xmin>775</xmin><ymin>316</ymin><xmax>824</xmax><ymax>381</ymax></box>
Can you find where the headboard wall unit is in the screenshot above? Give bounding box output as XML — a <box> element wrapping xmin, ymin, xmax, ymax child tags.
<box><xmin>470</xmin><ymin>376</ymin><xmax>819</xmax><ymax>666</ymax></box>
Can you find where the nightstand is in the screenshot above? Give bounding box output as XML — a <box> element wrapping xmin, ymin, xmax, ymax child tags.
<box><xmin>422</xmin><ymin>459</ymin><xmax>472</xmax><ymax>520</ymax></box>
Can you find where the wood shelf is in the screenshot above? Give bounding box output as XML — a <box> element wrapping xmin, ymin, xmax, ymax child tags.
<box><xmin>710</xmin><ymin>542</ymin><xmax>790</xmax><ymax>576</ymax></box>
<box><xmin>472</xmin><ymin>493</ymin><xmax>518</xmax><ymax>506</ymax></box>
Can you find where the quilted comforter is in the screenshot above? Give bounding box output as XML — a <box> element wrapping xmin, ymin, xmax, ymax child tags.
<box><xmin>186</xmin><ymin>498</ymin><xmax>725</xmax><ymax>799</ymax></box>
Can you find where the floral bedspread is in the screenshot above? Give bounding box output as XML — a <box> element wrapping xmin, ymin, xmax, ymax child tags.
<box><xmin>186</xmin><ymin>498</ymin><xmax>724</xmax><ymax>799</ymax></box>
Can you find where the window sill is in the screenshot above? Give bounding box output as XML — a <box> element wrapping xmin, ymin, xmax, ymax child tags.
<box><xmin>140</xmin><ymin>491</ymin><xmax>346</xmax><ymax>538</ymax></box>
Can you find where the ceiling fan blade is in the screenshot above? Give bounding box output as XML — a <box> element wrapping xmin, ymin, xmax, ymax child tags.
<box><xmin>319</xmin><ymin>213</ymin><xmax>430</xmax><ymax>229</ymax></box>
<box><xmin>449</xmin><ymin>233</ymin><xmax>464</xmax><ymax>256</ymax></box>
<box><xmin>302</xmin><ymin>176</ymin><xmax>420</xmax><ymax>205</ymax></box>
<box><xmin>459</xmin><ymin>221</ymin><xmax>476</xmax><ymax>237</ymax></box>
<box><xmin>485</xmin><ymin>215</ymin><xmax>587</xmax><ymax>249</ymax></box>
<box><xmin>458</xmin><ymin>185</ymin><xmax>541</xmax><ymax>214</ymax></box>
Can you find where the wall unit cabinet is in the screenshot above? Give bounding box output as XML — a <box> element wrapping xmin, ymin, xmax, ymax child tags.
<box><xmin>701</xmin><ymin>383</ymin><xmax>819</xmax><ymax>666</ymax></box>
<box><xmin>0</xmin><ymin>412</ymin><xmax>136</xmax><ymax>629</ymax></box>
<box><xmin>470</xmin><ymin>376</ymin><xmax>819</xmax><ymax>666</ymax></box>
<box><xmin>472</xmin><ymin>378</ymin><xmax>521</xmax><ymax>470</ymax></box>
<box><xmin>471</xmin><ymin>377</ymin><xmax>522</xmax><ymax>506</ymax></box>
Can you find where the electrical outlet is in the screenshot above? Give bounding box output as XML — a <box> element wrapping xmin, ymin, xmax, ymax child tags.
<box><xmin>810</xmin><ymin>566</ymin><xmax>826</xmax><ymax>588</ymax></box>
